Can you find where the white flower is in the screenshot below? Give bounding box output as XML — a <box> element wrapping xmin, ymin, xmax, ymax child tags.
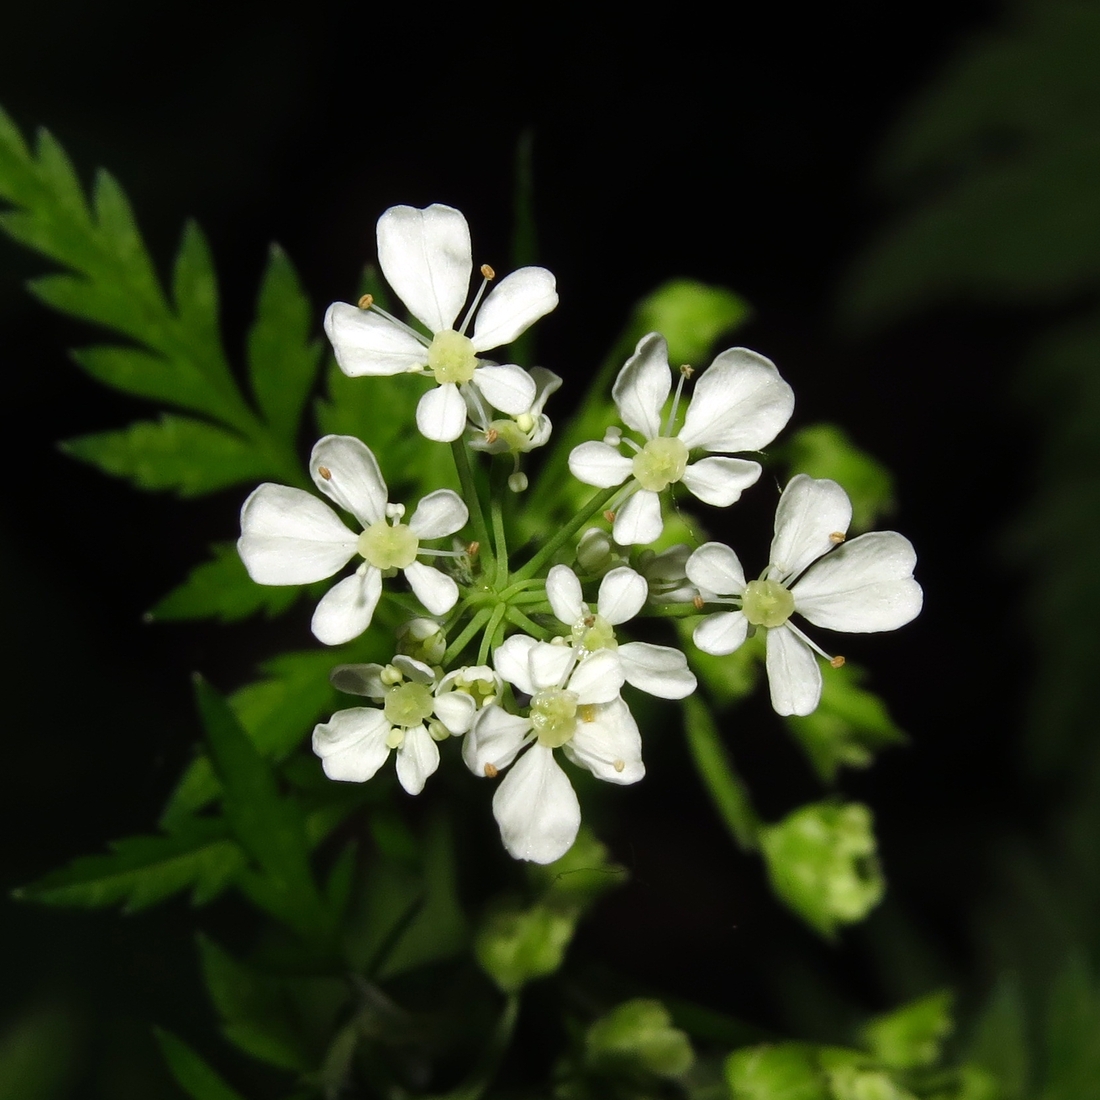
<box><xmin>237</xmin><ymin>435</ymin><xmax>468</xmax><ymax>645</ymax></box>
<box><xmin>686</xmin><ymin>475</ymin><xmax>923</xmax><ymax>716</ymax></box>
<box><xmin>568</xmin><ymin>332</ymin><xmax>794</xmax><ymax>545</ymax></box>
<box><xmin>437</xmin><ymin>664</ymin><xmax>503</xmax><ymax>711</ymax></box>
<box><xmin>463</xmin><ymin>637</ymin><xmax>642</xmax><ymax>864</ymax></box>
<box><xmin>324</xmin><ymin>204</ymin><xmax>558</xmax><ymax>442</ymax></box>
<box><xmin>313</xmin><ymin>656</ymin><xmax>477</xmax><ymax>794</ymax></box>
<box><xmin>545</xmin><ymin>564</ymin><xmax>696</xmax><ymax>699</ymax></box>
<box><xmin>465</xmin><ymin>366</ymin><xmax>561</xmax><ymax>454</ymax></box>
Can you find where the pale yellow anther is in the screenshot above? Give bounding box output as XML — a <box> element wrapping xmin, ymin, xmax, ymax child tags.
<box><xmin>604</xmin><ymin>510</ymin><xmax>616</xmax><ymax>523</ymax></box>
<box><xmin>829</xmin><ymin>531</ymin><xmax>847</xmax><ymax>544</ymax></box>
<box><xmin>480</xmin><ymin>263</ymin><xmax>496</xmax><ymax>280</ymax></box>
<box><xmin>830</xmin><ymin>655</ymin><xmax>846</xmax><ymax>669</ymax></box>
<box><xmin>485</xmin><ymin>428</ymin><xmax>499</xmax><ymax>445</ymax></box>
<box><xmin>467</xmin><ymin>541</ymin><xmax>480</xmax><ymax>557</ymax></box>
<box><xmin>579</xmin><ymin>704</ymin><xmax>597</xmax><ymax>723</ymax></box>
<box><xmin>692</xmin><ymin>595</ymin><xmax>705</xmax><ymax>611</ymax></box>
<box><xmin>679</xmin><ymin>364</ymin><xmax>694</xmax><ymax>378</ymax></box>
<box><xmin>358</xmin><ymin>293</ymin><xmax>374</xmax><ymax>309</ymax></box>
<box><xmin>484</xmin><ymin>763</ymin><xmax>498</xmax><ymax>778</ymax></box>
<box><xmin>317</xmin><ymin>465</ymin><xmax>332</xmax><ymax>481</ymax></box>
<box><xmin>613</xmin><ymin>759</ymin><xmax>625</xmax><ymax>773</ymax></box>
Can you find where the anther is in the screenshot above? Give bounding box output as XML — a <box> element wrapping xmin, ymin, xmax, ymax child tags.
<box><xmin>692</xmin><ymin>595</ymin><xmax>705</xmax><ymax>610</ymax></box>
<box><xmin>467</xmin><ymin>541</ymin><xmax>480</xmax><ymax>557</ymax></box>
<box><xmin>317</xmin><ymin>466</ymin><xmax>332</xmax><ymax>480</ymax></box>
<box><xmin>679</xmin><ymin>364</ymin><xmax>694</xmax><ymax>378</ymax></box>
<box><xmin>584</xmin><ymin>615</ymin><xmax>595</xmax><ymax>627</ymax></box>
<box><xmin>485</xmin><ymin>428</ymin><xmax>499</xmax><ymax>445</ymax></box>
<box><xmin>830</xmin><ymin>655</ymin><xmax>846</xmax><ymax>669</ymax></box>
<box><xmin>613</xmin><ymin>759</ymin><xmax>625</xmax><ymax>773</ymax></box>
<box><xmin>829</xmin><ymin>531</ymin><xmax>846</xmax><ymax>544</ymax></box>
<box><xmin>578</xmin><ymin>704</ymin><xmax>597</xmax><ymax>723</ymax></box>
<box><xmin>480</xmin><ymin>264</ymin><xmax>496</xmax><ymax>280</ymax></box>
<box><xmin>484</xmin><ymin>763</ymin><xmax>498</xmax><ymax>778</ymax></box>
<box><xmin>357</xmin><ymin>293</ymin><xmax>374</xmax><ymax>310</ymax></box>
<box><xmin>603</xmin><ymin>510</ymin><xmax>616</xmax><ymax>523</ymax></box>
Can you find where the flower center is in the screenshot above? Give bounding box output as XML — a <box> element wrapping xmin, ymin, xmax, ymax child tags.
<box><xmin>383</xmin><ymin>681</ymin><xmax>435</xmax><ymax>728</ymax></box>
<box><xmin>530</xmin><ymin>688</ymin><xmax>579</xmax><ymax>748</ymax></box>
<box><xmin>741</xmin><ymin>579</ymin><xmax>795</xmax><ymax>628</ymax></box>
<box><xmin>571</xmin><ymin>613</ymin><xmax>618</xmax><ymax>653</ymax></box>
<box><xmin>427</xmin><ymin>329</ymin><xmax>478</xmax><ymax>385</ymax></box>
<box><xmin>632</xmin><ymin>436</ymin><xmax>689</xmax><ymax>492</ymax></box>
<box><xmin>358</xmin><ymin>520</ymin><xmax>419</xmax><ymax>570</ymax></box>
<box><xmin>488</xmin><ymin>418</ymin><xmax>531</xmax><ymax>453</ymax></box>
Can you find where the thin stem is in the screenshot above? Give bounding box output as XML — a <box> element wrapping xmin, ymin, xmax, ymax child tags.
<box><xmin>505</xmin><ymin>606</ymin><xmax>553</xmax><ymax>639</ymax></box>
<box><xmin>478</xmin><ymin>603</ymin><xmax>508</xmax><ymax>666</ymax></box>
<box><xmin>682</xmin><ymin>694</ymin><xmax>761</xmax><ymax>851</ymax></box>
<box><xmin>513</xmin><ymin>485</ymin><xmax>619</xmax><ymax>583</ymax></box>
<box><xmin>497</xmin><ymin>577</ymin><xmax>547</xmax><ymax>602</ymax></box>
<box><xmin>647</xmin><ymin>601</ymin><xmax>708</xmax><ymax>619</ymax></box>
<box><xmin>423</xmin><ymin>993</ymin><xmax>520</xmax><ymax>1100</ymax></box>
<box><xmin>442</xmin><ymin>605</ymin><xmax>493</xmax><ymax>667</ymax></box>
<box><xmin>491</xmin><ymin>492</ymin><xmax>509</xmax><ymax>590</ymax></box>
<box><xmin>451</xmin><ymin>439</ymin><xmax>493</xmax><ymax>575</ymax></box>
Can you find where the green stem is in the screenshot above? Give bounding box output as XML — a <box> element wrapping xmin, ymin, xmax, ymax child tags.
<box><xmin>505</xmin><ymin>606</ymin><xmax>553</xmax><ymax>639</ymax></box>
<box><xmin>647</xmin><ymin>601</ymin><xmax>706</xmax><ymax>619</ymax></box>
<box><xmin>491</xmin><ymin>493</ymin><xmax>509</xmax><ymax>590</ymax></box>
<box><xmin>513</xmin><ymin>486</ymin><xmax>620</xmax><ymax>583</ymax></box>
<box><xmin>442</xmin><ymin>606</ymin><xmax>493</xmax><ymax>667</ymax></box>
<box><xmin>478</xmin><ymin>604</ymin><xmax>508</xmax><ymax>666</ymax></box>
<box><xmin>424</xmin><ymin>993</ymin><xmax>520</xmax><ymax>1100</ymax></box>
<box><xmin>452</xmin><ymin>440</ymin><xmax>493</xmax><ymax>575</ymax></box>
<box><xmin>682</xmin><ymin>694</ymin><xmax>761</xmax><ymax>851</ymax></box>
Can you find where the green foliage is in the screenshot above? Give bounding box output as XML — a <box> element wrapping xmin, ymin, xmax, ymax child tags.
<box><xmin>585</xmin><ymin>999</ymin><xmax>695</xmax><ymax>1080</ymax></box>
<box><xmin>0</xmin><ymin>1005</ymin><xmax>76</xmax><ymax>1100</ymax></box>
<box><xmin>760</xmin><ymin>802</ymin><xmax>884</xmax><ymax>938</ymax></box>
<box><xmin>15</xmin><ymin>818</ymin><xmax>245</xmax><ymax>912</ymax></box>
<box><xmin>154</xmin><ymin>1029</ymin><xmax>248</xmax><ymax>1100</ymax></box>
<box><xmin>726</xmin><ymin>1044</ymin><xmax>831</xmax><ymax>1100</ymax></box>
<box><xmin>785</xmin><ymin>664</ymin><xmax>906</xmax><ymax>784</ymax></box>
<box><xmin>861</xmin><ymin>992</ymin><xmax>953</xmax><ymax>1072</ymax></box>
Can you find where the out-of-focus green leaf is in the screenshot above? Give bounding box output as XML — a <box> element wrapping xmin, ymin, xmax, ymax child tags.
<box><xmin>861</xmin><ymin>991</ymin><xmax>954</xmax><ymax>1071</ymax></box>
<box><xmin>154</xmin><ymin>1029</ymin><xmax>247</xmax><ymax>1100</ymax></box>
<box><xmin>682</xmin><ymin>625</ymin><xmax>761</xmax><ymax>709</ymax></box>
<box><xmin>0</xmin><ymin>1005</ymin><xmax>75</xmax><ymax>1100</ymax></box>
<box><xmin>61</xmin><ymin>415</ymin><xmax>269</xmax><ymax>497</ymax></box>
<box><xmin>586</xmin><ymin>999</ymin><xmax>694</xmax><ymax>1080</ymax></box>
<box><xmin>527</xmin><ymin>825</ymin><xmax>627</xmax><ymax>911</ymax></box>
<box><xmin>475</xmin><ymin>901</ymin><xmax>577</xmax><ymax>994</ymax></box>
<box><xmin>779</xmin><ymin>424</ymin><xmax>895</xmax><ymax>533</ymax></box>
<box><xmin>633</xmin><ymin>279</ymin><xmax>751</xmax><ymax>369</ymax></box>
<box><xmin>148</xmin><ymin>542</ymin><xmax>300</xmax><ymax>623</ymax></box>
<box><xmin>725</xmin><ymin>1044</ymin><xmax>830</xmax><ymax>1100</ymax></box>
<box><xmin>785</xmin><ymin>663</ymin><xmax>906</xmax><ymax>784</ymax></box>
<box><xmin>197</xmin><ymin>935</ymin><xmax>313</xmax><ymax>1072</ymax></box>
<box><xmin>15</xmin><ymin>818</ymin><xmax>244</xmax><ymax>912</ymax></box>
<box><xmin>760</xmin><ymin>802</ymin><xmax>884</xmax><ymax>938</ymax></box>
<box><xmin>248</xmin><ymin>244</ymin><xmax>322</xmax><ymax>440</ymax></box>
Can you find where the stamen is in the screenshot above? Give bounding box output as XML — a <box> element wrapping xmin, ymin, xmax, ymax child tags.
<box><xmin>458</xmin><ymin>264</ymin><xmax>495</xmax><ymax>334</ymax></box>
<box><xmin>386</xmin><ymin>503</ymin><xmax>406</xmax><ymax>521</ymax></box>
<box><xmin>508</xmin><ymin>471</ymin><xmax>528</xmax><ymax>493</ymax></box>
<box><xmin>358</xmin><ymin>293</ymin><xmax>373</xmax><ymax>309</ymax></box>
<box><xmin>603</xmin><ymin>426</ymin><xmax>622</xmax><ymax>447</ymax></box>
<box><xmin>467</xmin><ymin>541</ymin><xmax>480</xmax><ymax>557</ymax></box>
<box><xmin>364</xmin><ymin>299</ymin><xmax>432</xmax><ymax>347</ymax></box>
<box><xmin>480</xmin><ymin>264</ymin><xmax>496</xmax><ymax>280</ymax></box>
<box><xmin>603</xmin><ymin>510</ymin><xmax>616</xmax><ymax>523</ymax></box>
<box><xmin>613</xmin><ymin>759</ymin><xmax>625</xmax><ymax>773</ymax></box>
<box><xmin>664</xmin><ymin>363</ymin><xmax>693</xmax><ymax>436</ymax></box>
<box><xmin>829</xmin><ymin>532</ymin><xmax>846</xmax><ymax>544</ymax></box>
<box><xmin>578</xmin><ymin>704</ymin><xmax>597</xmax><ymax>722</ymax></box>
<box><xmin>317</xmin><ymin>466</ymin><xmax>332</xmax><ymax>481</ymax></box>
<box><xmin>485</xmin><ymin>427</ymin><xmax>499</xmax><ymax>445</ymax></box>
<box><xmin>484</xmin><ymin>763</ymin><xmax>498</xmax><ymax>778</ymax></box>
<box><xmin>692</xmin><ymin>595</ymin><xmax>705</xmax><ymax>610</ymax></box>
<box><xmin>786</xmin><ymin>621</ymin><xmax>839</xmax><ymax>664</ymax></box>
<box><xmin>830</xmin><ymin>655</ymin><xmax>846</xmax><ymax>669</ymax></box>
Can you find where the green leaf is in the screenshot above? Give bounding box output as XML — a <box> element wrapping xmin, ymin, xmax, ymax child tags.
<box><xmin>148</xmin><ymin>542</ymin><xmax>300</xmax><ymax>623</ymax></box>
<box><xmin>15</xmin><ymin>817</ymin><xmax>245</xmax><ymax>912</ymax></box>
<box><xmin>195</xmin><ymin>677</ymin><xmax>326</xmax><ymax>935</ymax></box>
<box><xmin>62</xmin><ymin>415</ymin><xmax>270</xmax><ymax>497</ymax></box>
<box><xmin>785</xmin><ymin>663</ymin><xmax>906</xmax><ymax>784</ymax></box>
<box><xmin>526</xmin><ymin>825</ymin><xmax>627</xmax><ymax>911</ymax></box>
<box><xmin>475</xmin><ymin>900</ymin><xmax>577</xmax><ymax>994</ymax></box>
<box><xmin>248</xmin><ymin>244</ymin><xmax>322</xmax><ymax>439</ymax></box>
<box><xmin>586</xmin><ymin>1000</ymin><xmax>695</xmax><ymax>1080</ymax></box>
<box><xmin>154</xmin><ymin>1029</ymin><xmax>248</xmax><ymax>1100</ymax></box>
<box><xmin>725</xmin><ymin>1044</ymin><xmax>831</xmax><ymax>1100</ymax></box>
<box><xmin>861</xmin><ymin>991</ymin><xmax>954</xmax><ymax>1071</ymax></box>
<box><xmin>197</xmin><ymin>935</ymin><xmax>313</xmax><ymax>1071</ymax></box>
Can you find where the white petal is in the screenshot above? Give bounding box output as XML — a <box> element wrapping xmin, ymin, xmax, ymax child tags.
<box><xmin>686</xmin><ymin>542</ymin><xmax>746</xmax><ymax>597</ymax></box>
<box><xmin>612</xmin><ymin>333</ymin><xmax>671</xmax><ymax>440</ymax></box>
<box><xmin>564</xmin><ymin>697</ymin><xmax>644</xmax><ymax>785</ymax></box>
<box><xmin>692</xmin><ymin>611</ymin><xmax>749</xmax><ymax>656</ymax></box>
<box><xmin>403</xmin><ymin>561</ymin><xmax>459</xmax><ymax>615</ymax></box>
<box><xmin>433</xmin><ymin>690</ymin><xmax>477</xmax><ymax>735</ymax></box>
<box><xmin>529</xmin><ymin>366</ymin><xmax>563</xmax><ymax>416</ymax></box>
<box><xmin>765</xmin><ymin>625</ymin><xmax>822</xmax><ymax>716</ymax></box>
<box><xmin>678</xmin><ymin>348</ymin><xmax>795</xmax><ymax>452</ymax></box>
<box><xmin>597</xmin><ymin>567</ymin><xmax>647</xmax><ymax>625</ymax></box>
<box><xmin>312</xmin><ymin>708</ymin><xmax>391</xmax><ymax>782</ymax></box>
<box><xmin>494</xmin><ymin>634</ymin><xmax>539</xmax><ymax>696</ymax></box>
<box><xmin>568</xmin><ymin>441</ymin><xmax>633</xmax><ymax>488</ymax></box>
<box><xmin>395</xmin><ymin>724</ymin><xmax>440</xmax><ymax>795</ymax></box>
<box><xmin>391</xmin><ymin>655</ymin><xmax>436</xmax><ymax>683</ymax></box>
<box><xmin>311</xmin><ymin>568</ymin><xmax>383</xmax><ymax>645</ymax></box>
<box><xmin>310</xmin><ymin>435</ymin><xmax>388</xmax><ymax>527</ymax></box>
<box><xmin>408</xmin><ymin>489</ymin><xmax>468</xmax><ymax>539</ymax></box>
<box><xmin>792</xmin><ymin>531</ymin><xmax>922</xmax><ymax>633</ymax></box>
<box><xmin>492</xmin><ymin>744</ymin><xmax>580</xmax><ymax>863</ymax></box>
<box><xmin>471</xmin><ymin>267</ymin><xmax>558</xmax><ymax>351</ymax></box>
<box><xmin>323</xmin><ymin>302</ymin><xmax>428</xmax><ymax>376</ymax></box>
<box><xmin>680</xmin><ymin>456</ymin><xmax>762</xmax><ymax>507</ymax></box>
<box><xmin>529</xmin><ymin>641</ymin><xmax>578</xmax><ymax>691</ymax></box>
<box><xmin>612</xmin><ymin>489</ymin><xmax>663</xmax><ymax>546</ymax></box>
<box><xmin>567</xmin><ymin>649</ymin><xmax>625</xmax><ymax>705</ymax></box>
<box><xmin>330</xmin><ymin>663</ymin><xmax>387</xmax><ymax>699</ymax></box>
<box><xmin>238</xmin><ymin>484</ymin><xmax>357</xmax><ymax>585</ymax></box>
<box><xmin>416</xmin><ymin>383</ymin><xmax>469</xmax><ymax>442</ymax></box>
<box><xmin>472</xmin><ymin>363</ymin><xmax>538</xmax><ymax>415</ymax></box>
<box><xmin>376</xmin><ymin>203</ymin><xmax>471</xmax><ymax>333</ymax></box>
<box><xmin>617</xmin><ymin>641</ymin><xmax>697</xmax><ymax>698</ymax></box>
<box><xmin>546</xmin><ymin>565</ymin><xmax>585</xmax><ymax>625</ymax></box>
<box><xmin>463</xmin><ymin>704</ymin><xmax>532</xmax><ymax>775</ymax></box>
<box><xmin>769</xmin><ymin>475</ymin><xmax>853</xmax><ymax>583</ymax></box>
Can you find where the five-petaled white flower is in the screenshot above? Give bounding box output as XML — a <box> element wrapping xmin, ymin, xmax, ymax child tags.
<box><xmin>237</xmin><ymin>435</ymin><xmax>468</xmax><ymax>645</ymax></box>
<box><xmin>546</xmin><ymin>564</ymin><xmax>697</xmax><ymax>699</ymax></box>
<box><xmin>568</xmin><ymin>332</ymin><xmax>795</xmax><ymax>545</ymax></box>
<box><xmin>324</xmin><ymin>204</ymin><xmax>558</xmax><ymax>443</ymax></box>
<box><xmin>686</xmin><ymin>475</ymin><xmax>922</xmax><ymax>716</ymax></box>
<box><xmin>313</xmin><ymin>656</ymin><xmax>477</xmax><ymax>795</ymax></box>
<box><xmin>463</xmin><ymin>637</ymin><xmax>643</xmax><ymax>864</ymax></box>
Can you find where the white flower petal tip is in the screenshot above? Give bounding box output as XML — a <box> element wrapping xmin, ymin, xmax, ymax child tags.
<box><xmin>765</xmin><ymin>626</ymin><xmax>822</xmax><ymax>716</ymax></box>
<box><xmin>472</xmin><ymin>268</ymin><xmax>558</xmax><ymax>352</ymax></box>
<box><xmin>617</xmin><ymin>641</ymin><xmax>697</xmax><ymax>699</ymax></box>
<box><xmin>417</xmin><ymin>383</ymin><xmax>468</xmax><ymax>442</ymax></box>
<box><xmin>612</xmin><ymin>489</ymin><xmax>663</xmax><ymax>546</ymax></box>
<box><xmin>312</xmin><ymin>708</ymin><xmax>391</xmax><ymax>783</ymax></box>
<box><xmin>612</xmin><ymin>333</ymin><xmax>672</xmax><ymax>440</ymax></box>
<box><xmin>323</xmin><ymin>302</ymin><xmax>427</xmax><ymax>377</ymax></box>
<box><xmin>492</xmin><ymin>745</ymin><xmax>581</xmax><ymax>864</ymax></box>
<box><xmin>311</xmin><ymin>569</ymin><xmax>383</xmax><ymax>645</ymax></box>
<box><xmin>310</xmin><ymin>435</ymin><xmax>388</xmax><ymax>526</ymax></box>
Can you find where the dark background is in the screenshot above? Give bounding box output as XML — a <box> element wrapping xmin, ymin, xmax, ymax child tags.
<box><xmin>1</xmin><ymin>1</ymin><xmax>1063</xmax><ymax>1094</ymax></box>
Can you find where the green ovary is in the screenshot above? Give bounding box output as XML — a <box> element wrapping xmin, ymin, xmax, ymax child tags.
<box><xmin>358</xmin><ymin>520</ymin><xmax>419</xmax><ymax>570</ymax></box>
<box><xmin>488</xmin><ymin>418</ymin><xmax>530</xmax><ymax>453</ymax></box>
<box><xmin>741</xmin><ymin>579</ymin><xmax>795</xmax><ymax>628</ymax></box>
<box><xmin>632</xmin><ymin>436</ymin><xmax>689</xmax><ymax>492</ymax></box>
<box><xmin>428</xmin><ymin>329</ymin><xmax>478</xmax><ymax>384</ymax></box>
<box><xmin>384</xmin><ymin>682</ymin><xmax>435</xmax><ymax>728</ymax></box>
<box><xmin>571</xmin><ymin>614</ymin><xmax>618</xmax><ymax>652</ymax></box>
<box><xmin>530</xmin><ymin>688</ymin><xmax>579</xmax><ymax>748</ymax></box>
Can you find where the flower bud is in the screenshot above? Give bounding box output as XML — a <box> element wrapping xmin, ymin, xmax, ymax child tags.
<box><xmin>395</xmin><ymin>618</ymin><xmax>446</xmax><ymax>666</ymax></box>
<box><xmin>586</xmin><ymin>999</ymin><xmax>694</xmax><ymax>1080</ymax></box>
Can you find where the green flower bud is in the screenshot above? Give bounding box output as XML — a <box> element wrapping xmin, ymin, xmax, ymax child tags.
<box><xmin>586</xmin><ymin>999</ymin><xmax>694</xmax><ymax>1080</ymax></box>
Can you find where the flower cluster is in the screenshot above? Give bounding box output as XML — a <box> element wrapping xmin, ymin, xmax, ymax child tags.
<box><xmin>236</xmin><ymin>202</ymin><xmax>922</xmax><ymax>864</ymax></box>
